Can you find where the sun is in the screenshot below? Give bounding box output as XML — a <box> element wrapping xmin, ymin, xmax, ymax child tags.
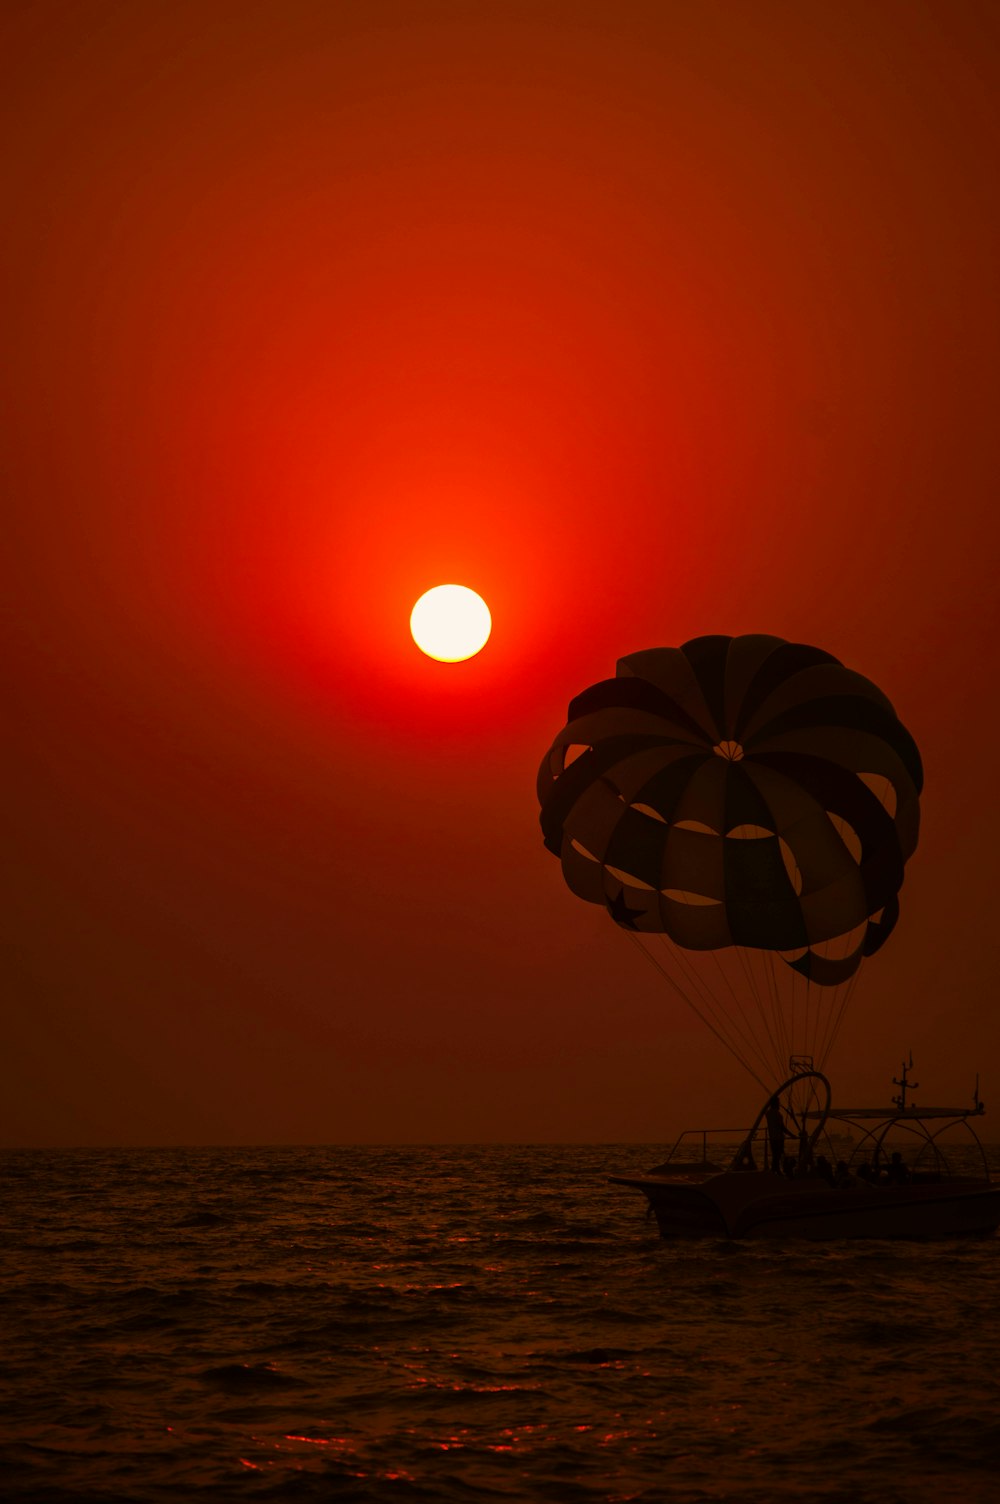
<box><xmin>410</xmin><ymin>584</ymin><xmax>492</xmax><ymax>662</ymax></box>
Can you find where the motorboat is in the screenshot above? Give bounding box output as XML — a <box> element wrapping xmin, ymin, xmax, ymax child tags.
<box><xmin>611</xmin><ymin>1061</ymin><xmax>1000</xmax><ymax>1240</ymax></box>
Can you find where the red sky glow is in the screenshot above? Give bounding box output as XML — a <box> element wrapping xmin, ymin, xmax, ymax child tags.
<box><xmin>4</xmin><ymin>1</ymin><xmax>1000</xmax><ymax>1145</ymax></box>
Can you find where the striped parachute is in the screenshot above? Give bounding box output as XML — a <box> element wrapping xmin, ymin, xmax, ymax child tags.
<box><xmin>537</xmin><ymin>635</ymin><xmax>922</xmax><ymax>1089</ymax></box>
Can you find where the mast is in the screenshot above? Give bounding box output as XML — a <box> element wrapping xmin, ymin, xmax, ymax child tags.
<box><xmin>891</xmin><ymin>1052</ymin><xmax>919</xmax><ymax>1110</ymax></box>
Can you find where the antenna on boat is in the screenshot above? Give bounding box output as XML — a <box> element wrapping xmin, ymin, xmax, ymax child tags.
<box><xmin>892</xmin><ymin>1052</ymin><xmax>919</xmax><ymax>1110</ymax></box>
<box><xmin>973</xmin><ymin>1073</ymin><xmax>985</xmax><ymax>1115</ymax></box>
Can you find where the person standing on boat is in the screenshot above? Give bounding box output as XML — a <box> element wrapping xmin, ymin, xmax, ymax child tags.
<box><xmin>765</xmin><ymin>1099</ymin><xmax>786</xmax><ymax>1173</ymax></box>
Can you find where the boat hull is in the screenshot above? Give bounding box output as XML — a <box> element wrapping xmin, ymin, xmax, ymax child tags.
<box><xmin>611</xmin><ymin>1171</ymin><xmax>1000</xmax><ymax>1240</ymax></box>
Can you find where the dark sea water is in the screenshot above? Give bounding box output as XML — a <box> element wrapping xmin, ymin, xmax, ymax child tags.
<box><xmin>2</xmin><ymin>1145</ymin><xmax>999</xmax><ymax>1504</ymax></box>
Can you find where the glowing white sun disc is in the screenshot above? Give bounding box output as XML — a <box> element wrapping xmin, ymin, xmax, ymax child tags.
<box><xmin>410</xmin><ymin>584</ymin><xmax>491</xmax><ymax>662</ymax></box>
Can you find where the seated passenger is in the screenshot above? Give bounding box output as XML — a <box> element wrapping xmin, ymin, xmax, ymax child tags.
<box><xmin>834</xmin><ymin>1160</ymin><xmax>855</xmax><ymax>1189</ymax></box>
<box><xmin>814</xmin><ymin>1154</ymin><xmax>835</xmax><ymax>1186</ymax></box>
<box><xmin>886</xmin><ymin>1151</ymin><xmax>910</xmax><ymax>1183</ymax></box>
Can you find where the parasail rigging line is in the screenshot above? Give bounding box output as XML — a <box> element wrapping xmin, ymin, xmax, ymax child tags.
<box><xmin>707</xmin><ymin>947</ymin><xmax>780</xmax><ymax>1083</ymax></box>
<box><xmin>765</xmin><ymin>949</ymin><xmax>792</xmax><ymax>1075</ymax></box>
<box><xmin>817</xmin><ymin>957</ymin><xmax>862</xmax><ymax>1069</ymax></box>
<box><xmin>818</xmin><ymin>927</ymin><xmax>858</xmax><ymax>1066</ymax></box>
<box><xmin>732</xmin><ymin>943</ymin><xmax>785</xmax><ymax>1082</ymax></box>
<box><xmin>762</xmin><ymin>948</ymin><xmax>790</xmax><ymax>1079</ymax></box>
<box><xmin>652</xmin><ymin>889</ymin><xmax>778</xmax><ymax>1080</ymax></box>
<box><xmin>624</xmin><ymin>930</ymin><xmax>771</xmax><ymax>1093</ymax></box>
<box><xmin>651</xmin><ymin>934</ymin><xmax>766</xmax><ymax>1077</ymax></box>
<box><xmin>657</xmin><ymin>934</ymin><xmax>776</xmax><ymax>1084</ymax></box>
<box><xmin>781</xmin><ymin>944</ymin><xmax>800</xmax><ymax>1076</ymax></box>
<box><xmin>766</xmin><ymin>960</ymin><xmax>785</xmax><ymax>1077</ymax></box>
<box><xmin>824</xmin><ymin>970</ymin><xmax>861</xmax><ymax>1064</ymax></box>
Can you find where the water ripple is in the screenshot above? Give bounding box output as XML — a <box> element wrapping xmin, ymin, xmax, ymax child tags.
<box><xmin>1</xmin><ymin>1144</ymin><xmax>998</xmax><ymax>1502</ymax></box>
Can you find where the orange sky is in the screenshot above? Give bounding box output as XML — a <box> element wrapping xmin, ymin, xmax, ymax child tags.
<box><xmin>4</xmin><ymin>0</ymin><xmax>1000</xmax><ymax>1145</ymax></box>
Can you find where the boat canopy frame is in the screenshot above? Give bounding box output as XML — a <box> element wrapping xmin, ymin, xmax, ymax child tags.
<box><xmin>803</xmin><ymin>1102</ymin><xmax>992</xmax><ymax>1181</ymax></box>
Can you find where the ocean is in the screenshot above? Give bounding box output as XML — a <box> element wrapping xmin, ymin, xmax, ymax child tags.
<box><xmin>2</xmin><ymin>1144</ymin><xmax>999</xmax><ymax>1503</ymax></box>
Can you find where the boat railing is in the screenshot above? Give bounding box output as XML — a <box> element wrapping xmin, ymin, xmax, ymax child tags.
<box><xmin>650</xmin><ymin>1127</ymin><xmax>752</xmax><ymax>1172</ymax></box>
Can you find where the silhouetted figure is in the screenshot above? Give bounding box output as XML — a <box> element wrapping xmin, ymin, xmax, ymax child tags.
<box><xmin>782</xmin><ymin>1155</ymin><xmax>797</xmax><ymax>1179</ymax></box>
<box><xmin>765</xmin><ymin>1101</ymin><xmax>785</xmax><ymax>1172</ymax></box>
<box><xmin>856</xmin><ymin>1160</ymin><xmax>873</xmax><ymax>1183</ymax></box>
<box><xmin>886</xmin><ymin>1151</ymin><xmax>910</xmax><ymax>1184</ymax></box>
<box><xmin>735</xmin><ymin>1138</ymin><xmax>757</xmax><ymax>1171</ymax></box>
<box><xmin>815</xmin><ymin>1155</ymin><xmax>835</xmax><ymax>1187</ymax></box>
<box><xmin>797</xmin><ymin>1126</ymin><xmax>812</xmax><ymax>1173</ymax></box>
<box><xmin>834</xmin><ymin>1160</ymin><xmax>856</xmax><ymax>1189</ymax></box>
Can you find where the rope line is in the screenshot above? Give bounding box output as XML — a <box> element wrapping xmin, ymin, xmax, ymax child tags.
<box><xmin>733</xmin><ymin>944</ymin><xmax>783</xmax><ymax>1082</ymax></box>
<box><xmin>622</xmin><ymin>931</ymin><xmax>771</xmax><ymax>1094</ymax></box>
<box><xmin>656</xmin><ymin>936</ymin><xmax>771</xmax><ymax>1077</ymax></box>
<box><xmin>766</xmin><ymin>949</ymin><xmax>791</xmax><ymax>1074</ymax></box>
<box><xmin>708</xmin><ymin>948</ymin><xmax>777</xmax><ymax>1082</ymax></box>
<box><xmin>824</xmin><ymin>969</ymin><xmax>861</xmax><ymax>1065</ymax></box>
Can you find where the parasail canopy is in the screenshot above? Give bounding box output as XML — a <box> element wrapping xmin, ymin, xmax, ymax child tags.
<box><xmin>537</xmin><ymin>634</ymin><xmax>922</xmax><ymax>1086</ymax></box>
